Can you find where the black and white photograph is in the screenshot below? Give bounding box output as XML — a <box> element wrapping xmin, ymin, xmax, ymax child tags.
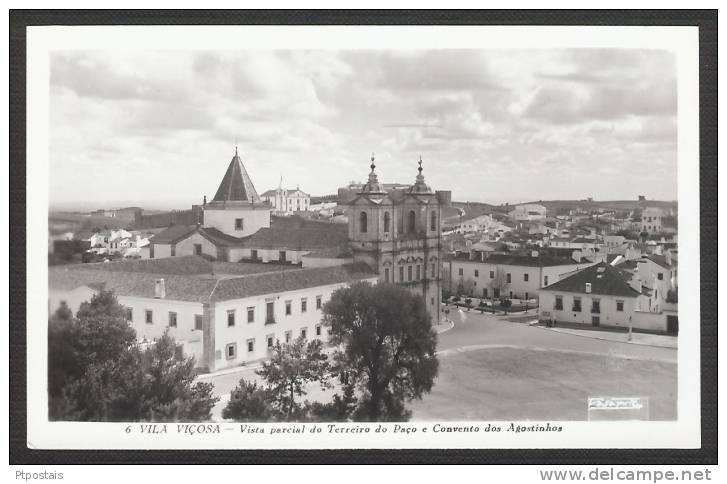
<box><xmin>16</xmin><ymin>18</ymin><xmax>710</xmax><ymax>456</ymax></box>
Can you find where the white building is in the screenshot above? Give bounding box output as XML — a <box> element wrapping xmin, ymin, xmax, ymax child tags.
<box><xmin>48</xmin><ymin>256</ymin><xmax>377</xmax><ymax>372</ymax></box>
<box><xmin>538</xmin><ymin>261</ymin><xmax>678</xmax><ymax>334</ymax></box>
<box><xmin>261</xmin><ymin>186</ymin><xmax>311</xmax><ymax>215</ymax></box>
<box><xmin>641</xmin><ymin>207</ymin><xmax>664</xmax><ymax>234</ymax></box>
<box><xmin>448</xmin><ymin>251</ymin><xmax>595</xmax><ymax>301</ymax></box>
<box><xmin>508</xmin><ymin>204</ymin><xmax>547</xmax><ymax>222</ymax></box>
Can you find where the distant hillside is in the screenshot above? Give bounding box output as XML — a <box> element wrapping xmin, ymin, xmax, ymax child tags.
<box><xmin>525</xmin><ymin>200</ymin><xmax>678</xmax><ymax>212</ymax></box>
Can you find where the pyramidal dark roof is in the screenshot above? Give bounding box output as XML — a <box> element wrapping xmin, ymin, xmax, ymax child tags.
<box><xmin>541</xmin><ymin>261</ymin><xmax>640</xmax><ymax>298</ymax></box>
<box><xmin>212</xmin><ymin>148</ymin><xmax>262</xmax><ymax>203</ymax></box>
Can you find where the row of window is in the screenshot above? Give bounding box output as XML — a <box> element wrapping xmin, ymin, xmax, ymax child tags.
<box><xmin>226</xmin><ymin>295</ymin><xmax>324</xmax><ymax>327</ymax></box>
<box><xmin>224</xmin><ymin>324</ymin><xmax>324</xmax><ymax>359</ymax></box>
<box><xmin>457</xmin><ymin>268</ymin><xmax>542</xmax><ymax>285</ymax></box>
<box><xmin>384</xmin><ymin>263</ymin><xmax>437</xmax><ymax>283</ymax></box>
<box><xmin>553</xmin><ymin>296</ymin><xmax>624</xmax><ymax>313</ymax></box>
<box><xmin>359</xmin><ymin>210</ymin><xmax>437</xmax><ymax>234</ymax></box>
<box><xmin>126</xmin><ymin>307</ymin><xmax>204</xmax><ymax>330</ymax></box>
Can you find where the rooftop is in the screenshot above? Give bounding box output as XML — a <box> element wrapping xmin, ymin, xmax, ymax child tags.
<box><xmin>541</xmin><ymin>262</ymin><xmax>641</xmax><ymax>298</ymax></box>
<box><xmin>211</xmin><ymin>147</ymin><xmax>262</xmax><ymax>204</ymax></box>
<box><xmin>50</xmin><ymin>257</ymin><xmax>376</xmax><ymax>303</ymax></box>
<box><xmin>452</xmin><ymin>252</ymin><xmax>581</xmax><ymax>267</ymax></box>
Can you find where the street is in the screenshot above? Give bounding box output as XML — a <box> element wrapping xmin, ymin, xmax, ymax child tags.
<box><xmin>200</xmin><ymin>308</ymin><xmax>678</xmax><ymax>421</ymax></box>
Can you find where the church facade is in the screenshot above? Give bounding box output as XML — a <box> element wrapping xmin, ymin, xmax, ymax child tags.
<box><xmin>346</xmin><ymin>155</ymin><xmax>449</xmax><ymax>322</ymax></box>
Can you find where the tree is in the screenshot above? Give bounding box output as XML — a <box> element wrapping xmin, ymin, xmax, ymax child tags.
<box><xmin>222</xmin><ymin>379</ymin><xmax>274</xmax><ymax>421</ymax></box>
<box><xmin>48</xmin><ymin>290</ymin><xmax>218</xmax><ymax>421</ymax></box>
<box><xmin>323</xmin><ymin>282</ymin><xmax>438</xmax><ymax>421</ymax></box>
<box><xmin>489</xmin><ymin>267</ymin><xmax>510</xmax><ymax>309</ymax></box>
<box><xmin>255</xmin><ymin>336</ymin><xmax>330</xmax><ymax>420</ymax></box>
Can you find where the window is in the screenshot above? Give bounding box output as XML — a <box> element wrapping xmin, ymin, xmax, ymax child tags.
<box><xmin>145</xmin><ymin>310</ymin><xmax>153</xmax><ymax>324</ymax></box>
<box><xmin>572</xmin><ymin>297</ymin><xmax>582</xmax><ymax>312</ymax></box>
<box><xmin>384</xmin><ymin>212</ymin><xmax>391</xmax><ymax>233</ymax></box>
<box><xmin>658</xmin><ymin>273</ymin><xmax>664</xmax><ymax>280</ymax></box>
<box><xmin>247</xmin><ymin>307</ymin><xmax>255</xmax><ymax>323</ymax></box>
<box><xmin>408</xmin><ymin>210</ymin><xmax>416</xmax><ymax>233</ymax></box>
<box><xmin>267</xmin><ymin>334</ymin><xmax>274</xmax><ymax>348</ymax></box>
<box><xmin>279</xmin><ymin>251</ymin><xmax>287</xmax><ymax>262</ymax></box>
<box><xmin>194</xmin><ymin>243</ymin><xmax>202</xmax><ymax>256</ymax></box>
<box><xmin>285</xmin><ymin>331</ymin><xmax>292</xmax><ymax>343</ymax></box>
<box><xmin>316</xmin><ymin>295</ymin><xmax>322</xmax><ymax>309</ymax></box>
<box><xmin>591</xmin><ymin>299</ymin><xmax>601</xmax><ymax>314</ymax></box>
<box><xmin>235</xmin><ymin>218</ymin><xmax>243</xmax><ymax>230</ymax></box>
<box><xmin>315</xmin><ymin>324</ymin><xmax>322</xmax><ymax>337</ymax></box>
<box><xmin>431</xmin><ymin>263</ymin><xmax>435</xmax><ymax>278</ymax></box>
<box><xmin>266</xmin><ymin>302</ymin><xmax>275</xmax><ymax>324</ymax></box>
<box><xmin>408</xmin><ymin>265</ymin><xmax>413</xmax><ymax>281</ymax></box>
<box><xmin>301</xmin><ymin>328</ymin><xmax>308</xmax><ymax>339</ymax></box>
<box><xmin>506</xmin><ymin>273</ymin><xmax>511</xmax><ymax>283</ymax></box>
<box><xmin>524</xmin><ymin>273</ymin><xmax>529</xmax><ymax>282</ymax></box>
<box><xmin>544</xmin><ymin>275</ymin><xmax>549</xmax><ymax>286</ymax></box>
<box><xmin>227</xmin><ymin>310</ymin><xmax>235</xmax><ymax>327</ymax></box>
<box><xmin>483</xmin><ymin>288</ymin><xmax>488</xmax><ymax>298</ymax></box>
<box><xmin>458</xmin><ymin>268</ymin><xmax>464</xmax><ymax>276</ymax></box>
<box><xmin>555</xmin><ymin>296</ymin><xmax>563</xmax><ymax>310</ymax></box>
<box><xmin>194</xmin><ymin>314</ymin><xmax>203</xmax><ymax>331</ymax></box>
<box><xmin>126</xmin><ymin>307</ymin><xmax>133</xmax><ymax>322</ymax></box>
<box><xmin>301</xmin><ymin>298</ymin><xmax>307</xmax><ymax>313</ymax></box>
<box><xmin>247</xmin><ymin>339</ymin><xmax>255</xmax><ymax>353</ymax></box>
<box><xmin>494</xmin><ymin>288</ymin><xmax>500</xmax><ymax>299</ymax></box>
<box><xmin>616</xmin><ymin>300</ymin><xmax>624</xmax><ymax>312</ymax></box>
<box><xmin>170</xmin><ymin>245</ymin><xmax>176</xmax><ymax>257</ymax></box>
<box><xmin>251</xmin><ymin>249</ymin><xmax>258</xmax><ymax>260</ymax></box>
<box><xmin>430</xmin><ymin>211</ymin><xmax>437</xmax><ymax>231</ymax></box>
<box><xmin>474</xmin><ymin>269</ymin><xmax>479</xmax><ymax>278</ymax></box>
<box><xmin>490</xmin><ymin>271</ymin><xmax>495</xmax><ymax>279</ymax></box>
<box><xmin>360</xmin><ymin>212</ymin><xmax>368</xmax><ymax>233</ymax></box>
<box><xmin>400</xmin><ymin>266</ymin><xmax>405</xmax><ymax>281</ymax></box>
<box><xmin>285</xmin><ymin>300</ymin><xmax>292</xmax><ymax>316</ymax></box>
<box><xmin>168</xmin><ymin>311</ymin><xmax>177</xmax><ymax>328</ymax></box>
<box><xmin>226</xmin><ymin>343</ymin><xmax>237</xmax><ymax>360</ymax></box>
<box><xmin>416</xmin><ymin>265</ymin><xmax>421</xmax><ymax>280</ymax></box>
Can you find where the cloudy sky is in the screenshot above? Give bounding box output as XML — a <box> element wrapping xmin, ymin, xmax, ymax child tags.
<box><xmin>49</xmin><ymin>49</ymin><xmax>677</xmax><ymax>209</ymax></box>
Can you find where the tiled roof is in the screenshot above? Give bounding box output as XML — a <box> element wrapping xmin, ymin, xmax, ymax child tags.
<box><xmin>49</xmin><ymin>267</ymin><xmax>219</xmax><ymax>303</ymax></box>
<box><xmin>647</xmin><ymin>255</ymin><xmax>672</xmax><ymax>268</ymax></box>
<box><xmin>541</xmin><ymin>262</ymin><xmax>640</xmax><ymax>297</ymax></box>
<box><xmin>50</xmin><ymin>260</ymin><xmax>377</xmax><ymax>303</ymax></box>
<box><xmin>212</xmin><ymin>149</ymin><xmax>262</xmax><ymax>203</ymax></box>
<box><xmin>65</xmin><ymin>255</ymin><xmax>213</xmax><ymax>275</ymax></box>
<box><xmin>452</xmin><ymin>253</ymin><xmax>580</xmax><ymax>267</ymax></box>
<box><xmin>148</xmin><ymin>225</ymin><xmax>199</xmax><ymax>245</ymax></box>
<box><xmin>210</xmin><ymin>263</ymin><xmax>376</xmax><ymax>301</ymax></box>
<box><xmin>211</xmin><ymin>261</ymin><xmax>300</xmax><ymax>276</ymax></box>
<box><xmin>240</xmin><ymin>217</ymin><xmax>348</xmax><ymax>250</ymax></box>
<box><xmin>200</xmin><ymin>227</ymin><xmax>247</xmax><ymax>246</ymax></box>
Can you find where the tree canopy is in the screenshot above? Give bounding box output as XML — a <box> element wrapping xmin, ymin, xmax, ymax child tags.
<box><xmin>323</xmin><ymin>281</ymin><xmax>439</xmax><ymax>421</ymax></box>
<box><xmin>48</xmin><ymin>290</ymin><xmax>218</xmax><ymax>421</ymax></box>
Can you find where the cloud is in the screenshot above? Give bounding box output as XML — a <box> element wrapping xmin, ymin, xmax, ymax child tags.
<box><xmin>49</xmin><ymin>48</ymin><xmax>678</xmax><ymax>206</ymax></box>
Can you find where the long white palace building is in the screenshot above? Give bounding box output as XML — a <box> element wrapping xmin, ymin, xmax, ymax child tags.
<box><xmin>49</xmin><ymin>149</ymin><xmax>450</xmax><ymax>372</ymax></box>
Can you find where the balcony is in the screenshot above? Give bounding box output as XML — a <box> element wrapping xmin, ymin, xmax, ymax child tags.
<box><xmin>591</xmin><ymin>307</ymin><xmax>601</xmax><ymax>314</ymax></box>
<box><xmin>265</xmin><ymin>316</ymin><xmax>276</xmax><ymax>325</ymax></box>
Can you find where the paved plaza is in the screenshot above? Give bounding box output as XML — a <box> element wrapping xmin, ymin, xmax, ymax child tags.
<box><xmin>201</xmin><ymin>308</ymin><xmax>677</xmax><ymax>421</ymax></box>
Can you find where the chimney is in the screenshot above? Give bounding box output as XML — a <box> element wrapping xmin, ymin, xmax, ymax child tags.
<box><xmin>629</xmin><ymin>272</ymin><xmax>642</xmax><ymax>294</ymax></box>
<box><xmin>155</xmin><ymin>278</ymin><xmax>166</xmax><ymax>299</ymax></box>
<box><xmin>203</xmin><ymin>195</ymin><xmax>207</xmax><ymax>207</ymax></box>
<box><xmin>585</xmin><ymin>282</ymin><xmax>592</xmax><ymax>293</ymax></box>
